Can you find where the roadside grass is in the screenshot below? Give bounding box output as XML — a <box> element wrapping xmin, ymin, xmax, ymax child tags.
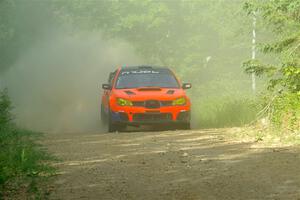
<box><xmin>230</xmin><ymin>93</ymin><xmax>300</xmax><ymax>146</ymax></box>
<box><xmin>0</xmin><ymin>89</ymin><xmax>56</xmax><ymax>199</ymax></box>
<box><xmin>192</xmin><ymin>94</ymin><xmax>300</xmax><ymax>146</ymax></box>
<box><xmin>0</xmin><ymin>126</ymin><xmax>56</xmax><ymax>199</ymax></box>
<box><xmin>192</xmin><ymin>96</ymin><xmax>258</xmax><ymax>129</ymax></box>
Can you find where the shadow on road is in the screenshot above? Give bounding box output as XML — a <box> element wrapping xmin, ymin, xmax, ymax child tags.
<box><xmin>45</xmin><ymin>129</ymin><xmax>300</xmax><ymax>200</ymax></box>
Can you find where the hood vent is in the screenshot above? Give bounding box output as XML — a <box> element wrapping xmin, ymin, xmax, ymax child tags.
<box><xmin>137</xmin><ymin>87</ymin><xmax>162</xmax><ymax>91</ymax></box>
<box><xmin>166</xmin><ymin>90</ymin><xmax>175</xmax><ymax>95</ymax></box>
<box><xmin>124</xmin><ymin>90</ymin><xmax>136</xmax><ymax>95</ymax></box>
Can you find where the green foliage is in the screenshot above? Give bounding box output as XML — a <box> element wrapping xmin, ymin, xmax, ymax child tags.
<box><xmin>244</xmin><ymin>0</ymin><xmax>300</xmax><ymax>131</ymax></box>
<box><xmin>0</xmin><ymin>90</ymin><xmax>55</xmax><ymax>198</ymax></box>
<box><xmin>271</xmin><ymin>92</ymin><xmax>300</xmax><ymax>131</ymax></box>
<box><xmin>244</xmin><ymin>0</ymin><xmax>300</xmax><ymax>91</ymax></box>
<box><xmin>51</xmin><ymin>0</ymin><xmax>250</xmax><ymax>69</ymax></box>
<box><xmin>243</xmin><ymin>59</ymin><xmax>277</xmax><ymax>77</ymax></box>
<box><xmin>0</xmin><ymin>89</ymin><xmax>13</xmax><ymax>127</ymax></box>
<box><xmin>0</xmin><ymin>0</ymin><xmax>59</xmax><ymax>72</ymax></box>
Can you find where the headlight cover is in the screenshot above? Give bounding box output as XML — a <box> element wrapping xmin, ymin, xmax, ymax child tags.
<box><xmin>172</xmin><ymin>97</ymin><xmax>186</xmax><ymax>106</ymax></box>
<box><xmin>117</xmin><ymin>98</ymin><xmax>133</xmax><ymax>106</ymax></box>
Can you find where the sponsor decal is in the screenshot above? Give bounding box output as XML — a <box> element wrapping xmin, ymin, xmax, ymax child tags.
<box><xmin>121</xmin><ymin>70</ymin><xmax>160</xmax><ymax>75</ymax></box>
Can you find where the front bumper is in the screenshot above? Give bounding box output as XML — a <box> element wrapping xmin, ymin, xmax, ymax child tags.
<box><xmin>110</xmin><ymin>108</ymin><xmax>191</xmax><ymax>125</ymax></box>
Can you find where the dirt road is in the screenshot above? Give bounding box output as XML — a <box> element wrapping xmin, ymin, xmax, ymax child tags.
<box><xmin>44</xmin><ymin>129</ymin><xmax>300</xmax><ymax>200</ymax></box>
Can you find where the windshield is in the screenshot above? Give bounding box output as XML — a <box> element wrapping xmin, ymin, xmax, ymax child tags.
<box><xmin>115</xmin><ymin>68</ymin><xmax>180</xmax><ymax>89</ymax></box>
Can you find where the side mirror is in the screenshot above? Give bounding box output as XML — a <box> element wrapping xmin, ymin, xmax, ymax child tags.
<box><xmin>182</xmin><ymin>83</ymin><xmax>192</xmax><ymax>90</ymax></box>
<box><xmin>102</xmin><ymin>83</ymin><xmax>111</xmax><ymax>90</ymax></box>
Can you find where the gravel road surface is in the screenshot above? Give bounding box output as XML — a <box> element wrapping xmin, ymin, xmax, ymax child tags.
<box><xmin>44</xmin><ymin>129</ymin><xmax>300</xmax><ymax>200</ymax></box>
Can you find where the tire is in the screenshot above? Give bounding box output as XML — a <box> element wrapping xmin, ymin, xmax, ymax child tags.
<box><xmin>108</xmin><ymin>111</ymin><xmax>116</xmax><ymax>132</ymax></box>
<box><xmin>101</xmin><ymin>104</ymin><xmax>107</xmax><ymax>125</ymax></box>
<box><xmin>108</xmin><ymin>122</ymin><xmax>126</xmax><ymax>133</ymax></box>
<box><xmin>108</xmin><ymin>110</ymin><xmax>126</xmax><ymax>132</ymax></box>
<box><xmin>182</xmin><ymin>122</ymin><xmax>191</xmax><ymax>130</ymax></box>
<box><xmin>176</xmin><ymin>122</ymin><xmax>191</xmax><ymax>130</ymax></box>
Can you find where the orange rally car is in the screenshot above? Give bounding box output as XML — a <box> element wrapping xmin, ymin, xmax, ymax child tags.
<box><xmin>101</xmin><ymin>66</ymin><xmax>192</xmax><ymax>132</ymax></box>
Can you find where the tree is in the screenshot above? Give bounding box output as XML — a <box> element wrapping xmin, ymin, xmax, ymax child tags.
<box><xmin>0</xmin><ymin>0</ymin><xmax>59</xmax><ymax>72</ymax></box>
<box><xmin>243</xmin><ymin>0</ymin><xmax>300</xmax><ymax>130</ymax></box>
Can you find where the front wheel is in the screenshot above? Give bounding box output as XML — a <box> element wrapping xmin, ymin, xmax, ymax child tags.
<box><xmin>176</xmin><ymin>122</ymin><xmax>191</xmax><ymax>130</ymax></box>
<box><xmin>101</xmin><ymin>104</ymin><xmax>107</xmax><ymax>125</ymax></box>
<box><xmin>108</xmin><ymin>122</ymin><xmax>126</xmax><ymax>132</ymax></box>
<box><xmin>108</xmin><ymin>111</ymin><xmax>126</xmax><ymax>132</ymax></box>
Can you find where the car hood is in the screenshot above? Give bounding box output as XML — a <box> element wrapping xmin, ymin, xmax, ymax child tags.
<box><xmin>112</xmin><ymin>88</ymin><xmax>187</xmax><ymax>101</ymax></box>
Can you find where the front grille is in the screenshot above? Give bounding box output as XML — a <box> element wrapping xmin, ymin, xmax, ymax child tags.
<box><xmin>132</xmin><ymin>100</ymin><xmax>173</xmax><ymax>108</ymax></box>
<box><xmin>145</xmin><ymin>100</ymin><xmax>160</xmax><ymax>109</ymax></box>
<box><xmin>133</xmin><ymin>113</ymin><xmax>172</xmax><ymax>122</ymax></box>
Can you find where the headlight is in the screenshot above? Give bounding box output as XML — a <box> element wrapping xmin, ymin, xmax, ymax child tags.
<box><xmin>117</xmin><ymin>98</ymin><xmax>133</xmax><ymax>106</ymax></box>
<box><xmin>172</xmin><ymin>97</ymin><xmax>186</xmax><ymax>106</ymax></box>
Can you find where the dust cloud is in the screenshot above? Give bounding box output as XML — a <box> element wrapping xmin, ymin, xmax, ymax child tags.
<box><xmin>1</xmin><ymin>32</ymin><xmax>141</xmax><ymax>132</ymax></box>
